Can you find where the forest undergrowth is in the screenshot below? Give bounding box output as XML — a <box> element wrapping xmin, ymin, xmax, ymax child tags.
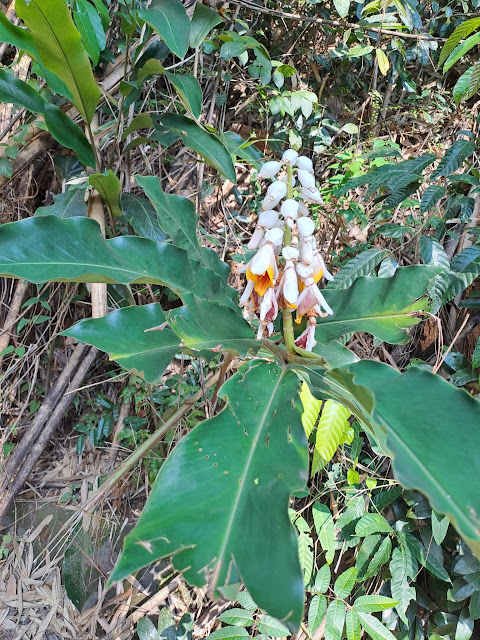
<box><xmin>0</xmin><ymin>0</ymin><xmax>480</xmax><ymax>639</ymax></box>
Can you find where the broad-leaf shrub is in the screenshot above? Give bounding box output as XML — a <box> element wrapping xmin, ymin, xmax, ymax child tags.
<box><xmin>1</xmin><ymin>0</ymin><xmax>480</xmax><ymax>633</ymax></box>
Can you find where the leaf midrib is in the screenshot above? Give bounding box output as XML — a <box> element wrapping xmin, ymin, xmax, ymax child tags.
<box><xmin>213</xmin><ymin>365</ymin><xmax>286</xmax><ymax>588</ymax></box>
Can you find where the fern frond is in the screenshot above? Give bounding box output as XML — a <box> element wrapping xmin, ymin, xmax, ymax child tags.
<box><xmin>300</xmin><ymin>382</ymin><xmax>322</xmax><ymax>439</ymax></box>
<box><xmin>312</xmin><ymin>400</ymin><xmax>351</xmax><ymax>475</ymax></box>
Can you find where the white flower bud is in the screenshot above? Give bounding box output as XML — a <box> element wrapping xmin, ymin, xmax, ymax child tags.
<box><xmin>279</xmin><ymin>173</ymin><xmax>296</xmax><ymax>187</ymax></box>
<box><xmin>296</xmin><ymin>216</ymin><xmax>315</xmax><ymax>237</ymax></box>
<box><xmin>300</xmin><ymin>186</ymin><xmax>323</xmax><ymax>204</ymax></box>
<box><xmin>265</xmin><ymin>227</ymin><xmax>284</xmax><ymax>247</ymax></box>
<box><xmin>301</xmin><ymin>236</ymin><xmax>315</xmax><ymax>265</ymax></box>
<box><xmin>282</xmin><ymin>246</ymin><xmax>299</xmax><ymax>260</ymax></box>
<box><xmin>261</xmin><ymin>194</ymin><xmax>281</xmax><ymax>210</ymax></box>
<box><xmin>282</xmin><ymin>148</ymin><xmax>299</xmax><ymax>165</ymax></box>
<box><xmin>297</xmin><ymin>170</ymin><xmax>316</xmax><ymax>189</ymax></box>
<box><xmin>296</xmin><ymin>156</ymin><xmax>314</xmax><ymax>173</ymax></box>
<box><xmin>248</xmin><ymin>227</ymin><xmax>264</xmax><ymax>250</ymax></box>
<box><xmin>258</xmin><ymin>161</ymin><xmax>282</xmax><ymax>179</ymax></box>
<box><xmin>296</xmin><ymin>263</ymin><xmax>313</xmax><ymax>278</ymax></box>
<box><xmin>267</xmin><ymin>180</ymin><xmax>288</xmax><ymax>200</ymax></box>
<box><xmin>280</xmin><ymin>199</ymin><xmax>299</xmax><ymax>220</ymax></box>
<box><xmin>258</xmin><ymin>209</ymin><xmax>279</xmax><ymax>228</ymax></box>
<box><xmin>298</xmin><ymin>201</ymin><xmax>309</xmax><ymax>217</ymax></box>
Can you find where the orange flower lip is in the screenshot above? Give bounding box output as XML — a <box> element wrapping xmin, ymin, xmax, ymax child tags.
<box><xmin>246</xmin><ymin>264</ymin><xmax>274</xmax><ymax>297</ymax></box>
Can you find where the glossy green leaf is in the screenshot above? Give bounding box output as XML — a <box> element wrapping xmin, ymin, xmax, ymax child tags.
<box><xmin>312</xmin><ymin>503</ymin><xmax>336</xmax><ymax>564</ymax></box>
<box><xmin>136</xmin><ymin>175</ymin><xmax>201</xmax><ymax>259</ymax></box>
<box><xmin>453</xmin><ymin>69</ymin><xmax>474</xmax><ymax>103</ymax></box>
<box><xmin>317</xmin><ymin>266</ymin><xmax>437</xmax><ymax>345</ymax></box>
<box><xmin>363</xmin><ymin>536</ymin><xmax>392</xmax><ymax>580</ymax></box>
<box><xmin>336</xmin><ymin>360</ymin><xmax>480</xmax><ymax>557</ymax></box>
<box><xmin>355</xmin><ymin>513</ymin><xmax>392</xmax><ymax>536</ymax></box>
<box><xmin>222</xmin><ymin>131</ymin><xmax>263</xmax><ymax>170</ymax></box>
<box><xmin>208</xmin><ymin>627</ymin><xmax>249</xmax><ymax>640</ymax></box>
<box><xmin>0</xmin><ymin>10</ymin><xmax>36</xmax><ymax>52</ymax></box>
<box><xmin>333</xmin><ymin>567</ymin><xmax>357</xmax><ymax>598</ymax></box>
<box><xmin>89</xmin><ymin>171</ymin><xmax>122</xmax><ymax>217</ymax></box>
<box><xmin>63</xmin><ymin>304</ymin><xmax>179</xmax><ymax>383</ymax></box>
<box><xmin>345</xmin><ymin>609</ymin><xmax>361</xmax><ymax>640</ymax></box>
<box><xmin>189</xmin><ymin>2</ymin><xmax>224</xmax><ymax>49</ymax></box>
<box><xmin>325</xmin><ymin>248</ymin><xmax>387</xmax><ymax>290</ymax></box>
<box><xmin>355</xmin><ymin>534</ymin><xmax>382</xmax><ymax>578</ymax></box>
<box><xmin>308</xmin><ymin>595</ymin><xmax>327</xmax><ymax>634</ymax></box>
<box><xmin>0</xmin><ymin>216</ymin><xmax>224</xmax><ymax>302</ymax></box>
<box><xmin>447</xmin><ymin>246</ymin><xmax>480</xmax><ymax>301</ymax></box>
<box><xmin>217</xmin><ymin>609</ymin><xmax>254</xmax><ymax>628</ymax></box>
<box><xmin>439</xmin><ymin>17</ymin><xmax>480</xmax><ymax>66</ymax></box>
<box><xmin>35</xmin><ymin>189</ymin><xmax>87</xmax><ymax>218</ymax></box>
<box><xmin>74</xmin><ymin>0</ymin><xmax>106</xmax><ymax>65</ymax></box>
<box><xmin>137</xmin><ymin>0</ymin><xmax>190</xmax><ymax>59</ymax></box>
<box><xmin>456</xmin><ymin>608</ymin><xmax>474</xmax><ymax>640</ymax></box>
<box><xmin>109</xmin><ymin>361</ymin><xmax>308</xmax><ymax>632</ymax></box>
<box><xmin>419</xmin><ymin>236</ymin><xmax>450</xmax><ymax>313</ymax></box>
<box><xmin>443</xmin><ymin>32</ymin><xmax>480</xmax><ymax>73</ymax></box>
<box><xmin>166</xmin><ymin>71</ymin><xmax>202</xmax><ymax>119</ymax></box>
<box><xmin>0</xmin><ymin>69</ymin><xmax>95</xmax><ymax>167</ymax></box>
<box><xmin>325</xmin><ymin>600</ymin><xmax>346</xmax><ymax>640</ymax></box>
<box><xmin>168</xmin><ymin>299</ymin><xmax>258</xmax><ymax>356</ymax></box>
<box><xmin>300</xmin><ymin>382</ymin><xmax>321</xmax><ymax>439</ymax></box>
<box><xmin>420</xmin><ymin>185</ymin><xmax>445</xmax><ymax>213</ymax></box>
<box><xmin>431</xmin><ymin>140</ymin><xmax>475</xmax><ymax>180</ymax></box>
<box><xmin>153</xmin><ymin>114</ymin><xmax>236</xmax><ymax>183</ymax></box>
<box><xmin>398</xmin><ymin>531</ymin><xmax>450</xmax><ymax>582</ymax></box>
<box><xmin>432</xmin><ymin>510</ymin><xmax>450</xmax><ymax>546</ymax></box>
<box><xmin>333</xmin><ymin>0</ymin><xmax>350</xmax><ymax>18</ymax></box>
<box><xmin>356</xmin><ymin>612</ymin><xmax>396</xmax><ymax>640</ymax></box>
<box><xmin>353</xmin><ymin>595</ymin><xmax>399</xmax><ymax>613</ymax></box>
<box><xmin>313</xmin><ymin>564</ymin><xmax>330</xmax><ymax>594</ymax></box>
<box><xmin>137</xmin><ymin>617</ymin><xmax>161</xmax><ymax>640</ymax></box>
<box><xmin>120</xmin><ymin>193</ymin><xmax>168</xmax><ymax>242</ymax></box>
<box><xmin>389</xmin><ymin>545</ymin><xmax>417</xmax><ymax>624</ymax></box>
<box><xmin>257</xmin><ymin>615</ymin><xmax>291</xmax><ymax>637</ymax></box>
<box><xmin>313</xmin><ymin>341</ymin><xmax>359</xmax><ymax>369</ymax></box>
<box><xmin>16</xmin><ymin>0</ymin><xmax>100</xmax><ymax>123</ymax></box>
<box><xmin>312</xmin><ymin>400</ymin><xmax>350</xmax><ymax>474</ymax></box>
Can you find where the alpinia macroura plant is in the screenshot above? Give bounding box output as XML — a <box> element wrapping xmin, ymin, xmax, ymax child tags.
<box><xmin>2</xmin><ymin>149</ymin><xmax>480</xmax><ymax>631</ymax></box>
<box><xmin>0</xmin><ymin>0</ymin><xmax>479</xmax><ymax>625</ymax></box>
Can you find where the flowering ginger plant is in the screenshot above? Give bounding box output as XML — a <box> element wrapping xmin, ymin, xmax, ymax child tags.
<box><xmin>239</xmin><ymin>149</ymin><xmax>334</xmax><ymax>353</ymax></box>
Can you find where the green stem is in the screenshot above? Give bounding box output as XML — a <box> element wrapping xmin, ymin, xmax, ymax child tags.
<box><xmin>283</xmin><ymin>309</ymin><xmax>295</xmax><ymax>355</ymax></box>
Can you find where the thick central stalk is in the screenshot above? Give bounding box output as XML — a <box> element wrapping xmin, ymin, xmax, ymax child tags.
<box><xmin>282</xmin><ymin>164</ymin><xmax>295</xmax><ymax>355</ymax></box>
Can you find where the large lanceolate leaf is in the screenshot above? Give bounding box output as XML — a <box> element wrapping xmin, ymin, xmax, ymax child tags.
<box><xmin>0</xmin><ymin>70</ymin><xmax>95</xmax><ymax>167</ymax></box>
<box><xmin>16</xmin><ymin>0</ymin><xmax>100</xmax><ymax>123</ymax></box>
<box><xmin>120</xmin><ymin>193</ymin><xmax>168</xmax><ymax>243</ymax></box>
<box><xmin>168</xmin><ymin>299</ymin><xmax>259</xmax><ymax>357</ymax></box>
<box><xmin>189</xmin><ymin>2</ymin><xmax>224</xmax><ymax>49</ymax></box>
<box><xmin>316</xmin><ymin>266</ymin><xmax>438</xmax><ymax>345</ymax></box>
<box><xmin>0</xmin><ymin>217</ymin><xmax>230</xmax><ymax>305</ymax></box>
<box><xmin>327</xmin><ymin>360</ymin><xmax>480</xmax><ymax>558</ymax></box>
<box><xmin>137</xmin><ymin>176</ymin><xmax>231</xmax><ymax>282</ymax></box>
<box><xmin>127</xmin><ymin>113</ymin><xmax>236</xmax><ymax>183</ymax></box>
<box><xmin>109</xmin><ymin>361</ymin><xmax>309</xmax><ymax>632</ymax></box>
<box><xmin>137</xmin><ymin>0</ymin><xmax>190</xmax><ymax>59</ymax></box>
<box><xmin>63</xmin><ymin>304</ymin><xmax>179</xmax><ymax>383</ymax></box>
